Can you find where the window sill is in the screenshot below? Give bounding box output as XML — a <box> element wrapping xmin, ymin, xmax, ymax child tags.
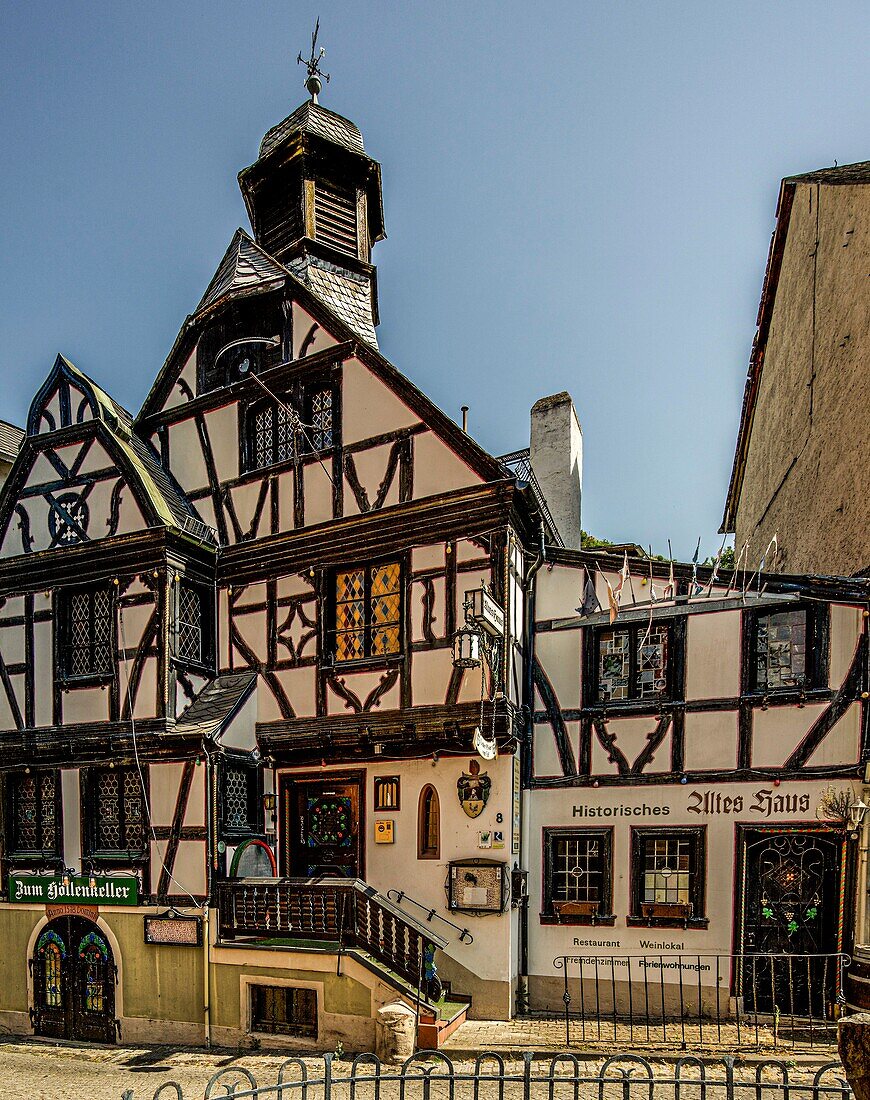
<box><xmin>591</xmin><ymin>698</ymin><xmax>676</xmax><ymax>714</ymax></box>
<box><xmin>743</xmin><ymin>687</ymin><xmax>831</xmax><ymax>706</ymax></box>
<box><xmin>60</xmin><ymin>674</ymin><xmax>114</xmax><ymax>687</ymax></box>
<box><xmin>627</xmin><ymin>915</ymin><xmax>709</xmax><ymax>930</ymax></box>
<box><xmin>324</xmin><ymin>654</ymin><xmax>405</xmax><ymax>674</ymax></box>
<box><xmin>540</xmin><ymin>913</ymin><xmax>617</xmax><ymax>927</ymax></box>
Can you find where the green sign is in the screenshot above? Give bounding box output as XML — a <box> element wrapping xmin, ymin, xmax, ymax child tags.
<box><xmin>8</xmin><ymin>874</ymin><xmax>139</xmax><ymax>906</ymax></box>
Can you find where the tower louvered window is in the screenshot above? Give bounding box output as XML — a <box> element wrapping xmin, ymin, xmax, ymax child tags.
<box><xmin>314</xmin><ymin>179</ymin><xmax>358</xmax><ymax>257</ymax></box>
<box><xmin>331</xmin><ymin>561</ymin><xmax>402</xmax><ymax>664</ymax></box>
<box><xmin>8</xmin><ymin>771</ymin><xmax>60</xmax><ymax>858</ymax></box>
<box><xmin>60</xmin><ymin>586</ymin><xmax>113</xmax><ymax>680</ymax></box>
<box><xmin>88</xmin><ymin>767</ymin><xmax>146</xmax><ymax>857</ymax></box>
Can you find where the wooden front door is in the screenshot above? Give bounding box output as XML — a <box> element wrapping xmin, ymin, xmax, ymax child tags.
<box><xmin>31</xmin><ymin>917</ymin><xmax>117</xmax><ymax>1043</ymax></box>
<box><xmin>282</xmin><ymin>774</ymin><xmax>364</xmax><ymax>879</ymax></box>
<box><xmin>739</xmin><ymin>829</ymin><xmax>843</xmax><ymax>1018</ymax></box>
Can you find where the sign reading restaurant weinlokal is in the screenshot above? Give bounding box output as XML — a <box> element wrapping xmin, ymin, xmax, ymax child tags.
<box><xmin>8</xmin><ymin>874</ymin><xmax>138</xmax><ymax>906</ymax></box>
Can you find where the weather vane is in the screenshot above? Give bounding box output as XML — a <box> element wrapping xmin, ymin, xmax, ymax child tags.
<box><xmin>297</xmin><ymin>18</ymin><xmax>330</xmax><ymax>104</ymax></box>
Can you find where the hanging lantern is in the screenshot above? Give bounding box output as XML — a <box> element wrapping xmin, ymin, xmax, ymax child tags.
<box><xmin>453</xmin><ymin>624</ymin><xmax>482</xmax><ymax>669</ymax></box>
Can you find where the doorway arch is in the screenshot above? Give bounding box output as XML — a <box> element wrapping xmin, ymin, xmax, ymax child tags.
<box><xmin>30</xmin><ymin>915</ymin><xmax>117</xmax><ymax>1043</ymax></box>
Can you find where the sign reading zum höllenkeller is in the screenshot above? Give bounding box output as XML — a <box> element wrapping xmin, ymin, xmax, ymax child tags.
<box><xmin>8</xmin><ymin>875</ymin><xmax>139</xmax><ymax>905</ymax></box>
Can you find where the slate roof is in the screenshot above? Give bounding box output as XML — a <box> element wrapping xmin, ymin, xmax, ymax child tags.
<box><xmin>785</xmin><ymin>161</ymin><xmax>870</xmax><ymax>184</ymax></box>
<box><xmin>286</xmin><ymin>255</ymin><xmax>378</xmax><ymax>348</ymax></box>
<box><xmin>196</xmin><ymin>229</ymin><xmax>289</xmax><ymax>314</ymax></box>
<box><xmin>259</xmin><ymin>100</ymin><xmax>366</xmax><ymax>160</ymax></box>
<box><xmin>174</xmin><ymin>673</ymin><xmax>258</xmax><ymax>741</ymax></box>
<box><xmin>0</xmin><ymin>420</ymin><xmax>23</xmax><ymax>463</ymax></box>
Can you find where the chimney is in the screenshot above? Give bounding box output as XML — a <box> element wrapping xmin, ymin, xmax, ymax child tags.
<box><xmin>529</xmin><ymin>392</ymin><xmax>582</xmax><ymax>549</ymax></box>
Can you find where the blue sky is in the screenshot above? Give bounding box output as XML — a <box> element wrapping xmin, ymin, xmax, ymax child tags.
<box><xmin>1</xmin><ymin>2</ymin><xmax>867</xmax><ymax>559</ymax></box>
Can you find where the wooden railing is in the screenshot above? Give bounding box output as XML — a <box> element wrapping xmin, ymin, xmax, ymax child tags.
<box><xmin>215</xmin><ymin>878</ymin><xmax>447</xmax><ymax>989</ymax></box>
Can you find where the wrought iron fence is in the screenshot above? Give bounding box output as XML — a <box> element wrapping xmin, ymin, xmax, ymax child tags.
<box><xmin>553</xmin><ymin>953</ymin><xmax>850</xmax><ymax>1049</ymax></box>
<box><xmin>121</xmin><ymin>1052</ymin><xmax>851</xmax><ymax>1100</ymax></box>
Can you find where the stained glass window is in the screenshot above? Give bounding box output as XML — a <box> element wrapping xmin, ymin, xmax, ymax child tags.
<box><xmin>44</xmin><ymin>942</ymin><xmax>63</xmax><ymax>1008</ymax></box>
<box><xmin>90</xmin><ymin>767</ymin><xmax>146</xmax><ymax>856</ymax></box>
<box><xmin>596</xmin><ymin>623</ymin><xmax>670</xmax><ymax>702</ymax></box>
<box><xmin>333</xmin><ymin>562</ymin><xmax>402</xmax><ymax>663</ymax></box>
<box><xmin>9</xmin><ymin>770</ymin><xmax>59</xmax><ymax>857</ymax></box>
<box><xmin>62</xmin><ymin>586</ymin><xmax>113</xmax><ymax>679</ymax></box>
<box><xmin>753</xmin><ymin>608</ymin><xmax>810</xmax><ymax>691</ymax></box>
<box><xmin>78</xmin><ymin>933</ymin><xmax>109</xmax><ymax>1014</ymax></box>
<box><xmin>177</xmin><ymin>585</ymin><xmax>204</xmax><ymax>664</ymax></box>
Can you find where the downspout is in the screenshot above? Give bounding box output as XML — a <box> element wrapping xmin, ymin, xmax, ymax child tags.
<box><xmin>203</xmin><ymin>748</ymin><xmax>213</xmax><ymax>1049</ymax></box>
<box><xmin>517</xmin><ymin>519</ymin><xmax>546</xmax><ymax>1015</ymax></box>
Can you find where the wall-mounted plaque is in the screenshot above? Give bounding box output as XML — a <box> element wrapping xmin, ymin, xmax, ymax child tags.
<box><xmin>446</xmin><ymin>858</ymin><xmax>509</xmax><ymax>913</ymax></box>
<box><xmin>144</xmin><ymin>915</ymin><xmax>203</xmax><ymax>946</ymax></box>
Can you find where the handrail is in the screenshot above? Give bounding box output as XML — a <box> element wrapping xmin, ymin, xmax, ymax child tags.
<box><xmin>387</xmin><ymin>888</ymin><xmax>474</xmax><ymax>944</ymax></box>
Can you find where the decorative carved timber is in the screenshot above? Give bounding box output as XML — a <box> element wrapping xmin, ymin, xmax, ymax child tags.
<box><xmin>326</xmin><ymin>667</ymin><xmax>400</xmax><ymax>714</ymax></box>
<box><xmin>533</xmin><ymin>656</ymin><xmax>577</xmax><ymax>776</ymax></box>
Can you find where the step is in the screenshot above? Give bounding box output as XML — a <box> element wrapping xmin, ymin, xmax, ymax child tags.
<box><xmin>417</xmin><ymin>999</ymin><xmax>470</xmax><ymax>1050</ymax></box>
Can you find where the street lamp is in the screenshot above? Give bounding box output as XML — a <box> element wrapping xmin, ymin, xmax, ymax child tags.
<box><xmin>849</xmin><ymin>798</ymin><xmax>869</xmax><ymax>838</ymax></box>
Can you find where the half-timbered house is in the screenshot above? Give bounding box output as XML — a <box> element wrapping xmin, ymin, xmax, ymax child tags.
<box><xmin>0</xmin><ymin>77</ymin><xmax>867</xmax><ymax>1052</ymax></box>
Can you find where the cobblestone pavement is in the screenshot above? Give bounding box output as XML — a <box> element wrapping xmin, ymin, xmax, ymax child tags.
<box><xmin>0</xmin><ymin>1033</ymin><xmax>846</xmax><ymax>1100</ymax></box>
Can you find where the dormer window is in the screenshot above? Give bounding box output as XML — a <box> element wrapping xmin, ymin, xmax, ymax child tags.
<box><xmin>197</xmin><ymin>296</ymin><xmax>284</xmax><ymax>395</ymax></box>
<box><xmin>174</xmin><ymin>582</ymin><xmax>213</xmax><ymax>670</ymax></box>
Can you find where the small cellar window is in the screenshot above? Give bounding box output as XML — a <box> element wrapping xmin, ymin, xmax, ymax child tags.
<box><xmin>250</xmin><ymin>985</ymin><xmax>317</xmax><ymax>1038</ymax></box>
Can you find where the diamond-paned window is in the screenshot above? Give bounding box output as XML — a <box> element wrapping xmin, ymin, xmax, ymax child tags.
<box><xmin>308</xmin><ymin>389</ymin><xmax>333</xmax><ymax>451</ymax></box>
<box><xmin>61</xmin><ymin>586</ymin><xmax>113</xmax><ymax>680</ymax></box>
<box><xmin>252</xmin><ymin>399</ymin><xmax>295</xmax><ymax>469</ymax></box>
<box><xmin>224</xmin><ymin>768</ymin><xmax>250</xmax><ymax>831</ymax></box>
<box><xmin>9</xmin><ymin>770</ymin><xmax>59</xmax><ymax>857</ymax></box>
<box><xmin>596</xmin><ymin>622</ymin><xmax>670</xmax><ymax>703</ymax></box>
<box><xmin>332</xmin><ymin>561</ymin><xmax>402</xmax><ymax>663</ymax></box>
<box><xmin>89</xmin><ymin>767</ymin><xmax>146</xmax><ymax>857</ymax></box>
<box><xmin>177</xmin><ymin>585</ymin><xmax>204</xmax><ymax>664</ymax></box>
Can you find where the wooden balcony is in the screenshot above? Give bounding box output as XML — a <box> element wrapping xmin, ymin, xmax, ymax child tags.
<box><xmin>215</xmin><ymin>878</ymin><xmax>447</xmax><ymax>990</ymax></box>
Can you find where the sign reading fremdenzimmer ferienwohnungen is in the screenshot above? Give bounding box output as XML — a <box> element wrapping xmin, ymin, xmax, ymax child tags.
<box><xmin>8</xmin><ymin>875</ymin><xmax>138</xmax><ymax>905</ymax></box>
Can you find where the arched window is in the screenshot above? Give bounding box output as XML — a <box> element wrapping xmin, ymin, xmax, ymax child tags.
<box><xmin>43</xmin><ymin>942</ymin><xmax>63</xmax><ymax>1008</ymax></box>
<box><xmin>417</xmin><ymin>785</ymin><xmax>440</xmax><ymax>860</ymax></box>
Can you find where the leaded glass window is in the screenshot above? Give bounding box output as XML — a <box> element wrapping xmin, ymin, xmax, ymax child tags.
<box><xmin>753</xmin><ymin>608</ymin><xmax>809</xmax><ymax>692</ymax></box>
<box><xmin>332</xmin><ymin>561</ymin><xmax>402</xmax><ymax>663</ymax></box>
<box><xmin>62</xmin><ymin>586</ymin><xmax>113</xmax><ymax>679</ymax></box>
<box><xmin>9</xmin><ymin>771</ymin><xmax>59</xmax><ymax>857</ymax></box>
<box><xmin>543</xmin><ymin>829</ymin><xmax>613</xmax><ymax>919</ymax></box>
<box><xmin>642</xmin><ymin>836</ymin><xmax>692</xmax><ymax>903</ymax></box>
<box><xmin>224</xmin><ymin>768</ymin><xmax>250</xmax><ymax>831</ymax></box>
<box><xmin>43</xmin><ymin>941</ymin><xmax>63</xmax><ymax>1008</ymax></box>
<box><xmin>252</xmin><ymin>399</ymin><xmax>295</xmax><ymax>469</ymax></box>
<box><xmin>90</xmin><ymin>767</ymin><xmax>146</xmax><ymax>856</ymax></box>
<box><xmin>417</xmin><ymin>785</ymin><xmax>440</xmax><ymax>859</ymax></box>
<box><xmin>596</xmin><ymin>623</ymin><xmax>670</xmax><ymax>702</ymax></box>
<box><xmin>308</xmin><ymin>389</ymin><xmax>333</xmax><ymax>450</ymax></box>
<box><xmin>177</xmin><ymin>585</ymin><xmax>203</xmax><ymax>664</ymax></box>
<box><xmin>631</xmin><ymin>828</ymin><xmax>705</xmax><ymax>920</ymax></box>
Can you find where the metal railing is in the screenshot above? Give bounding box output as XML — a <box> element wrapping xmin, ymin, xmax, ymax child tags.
<box><xmin>215</xmin><ymin>878</ymin><xmax>447</xmax><ymax>990</ymax></box>
<box><xmin>553</xmin><ymin>953</ymin><xmax>850</xmax><ymax>1050</ymax></box>
<box><xmin>121</xmin><ymin>1052</ymin><xmax>852</xmax><ymax>1100</ymax></box>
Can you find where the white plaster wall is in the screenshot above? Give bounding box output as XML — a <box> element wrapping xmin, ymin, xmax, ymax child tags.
<box><xmin>61</xmin><ymin>770</ymin><xmax>82</xmax><ymax>869</ymax></box>
<box><xmin>204</xmin><ymin>404</ymin><xmax>240</xmax><ymax>484</ymax></box>
<box><xmin>341</xmin><ymin>359</ymin><xmax>420</xmax><ymax>445</ymax></box>
<box><xmin>686</xmin><ymin>611</ymin><xmax>741</xmax><ymax>699</ymax></box>
<box><xmin>535</xmin><ymin>564</ymin><xmax>582</xmax><ymax>623</ymax></box>
<box><xmin>535</xmin><ymin>632</ymin><xmax>580</xmax><ymax>710</ymax></box>
<box><xmin>150</xmin><ymin>762</ymin><xmax>185</xmax><ymax>826</ymax></box>
<box><xmin>413</xmin><ymin>432</ymin><xmax>480</xmax><ymax>498</ymax></box>
<box><xmin>526</xmin><ymin>778</ymin><xmax>858</xmax><ymax>989</ymax></box>
<box><xmin>683</xmin><ymin>711</ymin><xmax>739</xmax><ymax>771</ymax></box>
<box><xmin>293</xmin><ymin>304</ymin><xmax>337</xmax><ymax>359</ymax></box>
<box><xmin>830</xmin><ymin>604</ymin><xmax>863</xmax><ymax>688</ymax></box>
<box><xmin>751</xmin><ymin>703</ymin><xmax>827</xmax><ymax>768</ymax></box>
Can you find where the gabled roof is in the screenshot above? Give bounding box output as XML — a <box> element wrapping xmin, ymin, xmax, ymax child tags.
<box><xmin>721</xmin><ymin>160</ymin><xmax>870</xmax><ymax>532</ymax></box>
<box><xmin>0</xmin><ymin>421</ymin><xmax>23</xmax><ymax>464</ymax></box>
<box><xmin>15</xmin><ymin>355</ymin><xmax>214</xmax><ymax>544</ymax></box>
<box><xmin>174</xmin><ymin>673</ymin><xmax>257</xmax><ymax>741</ymax></box>
<box><xmin>259</xmin><ymin>100</ymin><xmax>366</xmax><ymax>160</ymax></box>
<box><xmin>196</xmin><ymin>229</ymin><xmax>289</xmax><ymax>314</ymax></box>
